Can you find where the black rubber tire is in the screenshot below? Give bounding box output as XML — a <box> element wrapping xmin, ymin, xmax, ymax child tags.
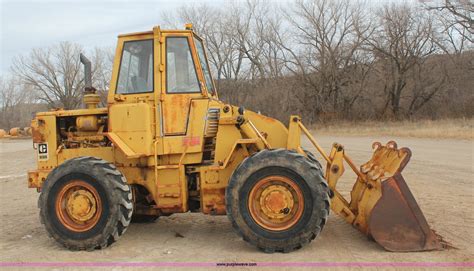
<box><xmin>131</xmin><ymin>214</ymin><xmax>159</xmax><ymax>223</ymax></box>
<box><xmin>303</xmin><ymin>149</ymin><xmax>323</xmax><ymax>170</ymax></box>
<box><xmin>226</xmin><ymin>149</ymin><xmax>330</xmax><ymax>253</ymax></box>
<box><xmin>38</xmin><ymin>156</ymin><xmax>133</xmax><ymax>250</ymax></box>
<box><xmin>303</xmin><ymin>149</ymin><xmax>334</xmax><ymax>198</ymax></box>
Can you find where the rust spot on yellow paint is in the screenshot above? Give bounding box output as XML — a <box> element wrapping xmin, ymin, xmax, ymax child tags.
<box><xmin>163</xmin><ymin>95</ymin><xmax>193</xmax><ymax>135</ymax></box>
<box><xmin>202</xmin><ymin>187</ymin><xmax>226</xmax><ymax>215</ymax></box>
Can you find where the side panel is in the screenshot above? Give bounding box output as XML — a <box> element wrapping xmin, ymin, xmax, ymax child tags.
<box><xmin>108</xmin><ymin>103</ymin><xmax>154</xmax><ymax>156</ymax></box>
<box><xmin>160</xmin><ymin>98</ymin><xmax>208</xmax><ymax>157</ymax></box>
<box><xmin>155</xmin><ymin>166</ymin><xmax>188</xmax><ymax>213</ymax></box>
<box><xmin>28</xmin><ymin>115</ymin><xmax>57</xmax><ymax>188</ymax></box>
<box><xmin>162</xmin><ymin>95</ymin><xmax>196</xmax><ymax>135</ymax></box>
<box><xmin>200</xmin><ymin>109</ymin><xmax>243</xmax><ymax>214</ymax></box>
<box><xmin>244</xmin><ymin>110</ymin><xmax>288</xmax><ymax>149</ymax></box>
<box><xmin>200</xmin><ymin>149</ymin><xmax>248</xmax><ymax>215</ymax></box>
<box><xmin>34</xmin><ymin>115</ymin><xmax>58</xmax><ymax>169</ymax></box>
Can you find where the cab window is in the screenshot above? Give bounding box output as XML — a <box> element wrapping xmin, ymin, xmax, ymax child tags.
<box><xmin>166</xmin><ymin>37</ymin><xmax>200</xmax><ymax>93</ymax></box>
<box><xmin>194</xmin><ymin>37</ymin><xmax>214</xmax><ymax>94</ymax></box>
<box><xmin>116</xmin><ymin>39</ymin><xmax>153</xmax><ymax>94</ymax></box>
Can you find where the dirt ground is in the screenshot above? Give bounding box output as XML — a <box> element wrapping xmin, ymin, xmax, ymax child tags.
<box><xmin>0</xmin><ymin>134</ymin><xmax>472</xmax><ymax>269</ymax></box>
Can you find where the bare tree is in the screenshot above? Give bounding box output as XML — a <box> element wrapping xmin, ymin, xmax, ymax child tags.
<box><xmin>425</xmin><ymin>0</ymin><xmax>473</xmax><ymax>56</ymax></box>
<box><xmin>166</xmin><ymin>3</ymin><xmax>245</xmax><ymax>86</ymax></box>
<box><xmin>407</xmin><ymin>56</ymin><xmax>448</xmax><ymax>116</ymax></box>
<box><xmin>92</xmin><ymin>47</ymin><xmax>115</xmax><ymax>106</ymax></box>
<box><xmin>233</xmin><ymin>0</ymin><xmax>272</xmax><ymax>79</ymax></box>
<box><xmin>163</xmin><ymin>0</ymin><xmax>473</xmax><ymax>121</ymax></box>
<box><xmin>278</xmin><ymin>0</ymin><xmax>373</xmax><ymax>120</ymax></box>
<box><xmin>0</xmin><ymin>0</ymin><xmax>471</xmax><ymax>126</ymax></box>
<box><xmin>422</xmin><ymin>1</ymin><xmax>473</xmax><ymax>119</ymax></box>
<box><xmin>12</xmin><ymin>42</ymin><xmax>84</xmax><ymax>109</ymax></box>
<box><xmin>0</xmin><ymin>76</ymin><xmax>29</xmax><ymax>129</ymax></box>
<box><xmin>427</xmin><ymin>0</ymin><xmax>473</xmax><ymax>43</ymax></box>
<box><xmin>367</xmin><ymin>4</ymin><xmax>439</xmax><ymax>117</ymax></box>
<box><xmin>12</xmin><ymin>42</ymin><xmax>114</xmax><ymax>109</ymax></box>
<box><xmin>166</xmin><ymin>0</ymin><xmax>287</xmax><ymax>111</ymax></box>
<box><xmin>171</xmin><ymin>1</ymin><xmax>286</xmax><ymax>81</ymax></box>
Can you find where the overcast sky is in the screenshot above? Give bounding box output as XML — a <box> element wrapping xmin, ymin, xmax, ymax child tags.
<box><xmin>1</xmin><ymin>0</ymin><xmax>419</xmax><ymax>75</ymax></box>
<box><xmin>0</xmin><ymin>0</ymin><xmax>225</xmax><ymax>74</ymax></box>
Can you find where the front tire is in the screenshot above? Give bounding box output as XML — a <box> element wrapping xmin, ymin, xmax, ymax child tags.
<box><xmin>226</xmin><ymin>149</ymin><xmax>330</xmax><ymax>253</ymax></box>
<box><xmin>38</xmin><ymin>157</ymin><xmax>133</xmax><ymax>250</ymax></box>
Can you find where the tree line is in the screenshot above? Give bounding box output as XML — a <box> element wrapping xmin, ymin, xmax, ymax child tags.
<box><xmin>1</xmin><ymin>0</ymin><xmax>472</xmax><ymax>129</ymax></box>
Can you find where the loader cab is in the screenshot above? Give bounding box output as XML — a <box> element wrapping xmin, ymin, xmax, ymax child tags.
<box><xmin>107</xmin><ymin>25</ymin><xmax>218</xmax><ymax>160</ymax></box>
<box><xmin>108</xmin><ymin>25</ymin><xmax>216</xmax><ymax>103</ymax></box>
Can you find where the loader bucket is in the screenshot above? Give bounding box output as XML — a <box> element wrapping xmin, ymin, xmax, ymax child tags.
<box><xmin>350</xmin><ymin>141</ymin><xmax>444</xmax><ymax>252</ymax></box>
<box><xmin>291</xmin><ymin>119</ymin><xmax>446</xmax><ymax>252</ymax></box>
<box><xmin>368</xmin><ymin>174</ymin><xmax>443</xmax><ymax>251</ymax></box>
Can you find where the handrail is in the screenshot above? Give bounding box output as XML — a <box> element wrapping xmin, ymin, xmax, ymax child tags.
<box><xmin>247</xmin><ymin>119</ymin><xmax>271</xmax><ymax>149</ymax></box>
<box><xmin>297</xmin><ymin>122</ymin><xmax>330</xmax><ymax>163</ymax></box>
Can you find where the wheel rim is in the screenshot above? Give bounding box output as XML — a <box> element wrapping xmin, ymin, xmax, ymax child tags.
<box><xmin>248</xmin><ymin>175</ymin><xmax>304</xmax><ymax>231</ymax></box>
<box><xmin>55</xmin><ymin>180</ymin><xmax>102</xmax><ymax>232</ymax></box>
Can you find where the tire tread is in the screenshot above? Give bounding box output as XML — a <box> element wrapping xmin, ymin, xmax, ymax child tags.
<box><xmin>226</xmin><ymin>149</ymin><xmax>330</xmax><ymax>253</ymax></box>
<box><xmin>38</xmin><ymin>157</ymin><xmax>132</xmax><ymax>251</ymax></box>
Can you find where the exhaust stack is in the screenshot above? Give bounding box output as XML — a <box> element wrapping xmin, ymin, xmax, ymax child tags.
<box><xmin>80</xmin><ymin>53</ymin><xmax>96</xmax><ymax>94</ymax></box>
<box><xmin>80</xmin><ymin>53</ymin><xmax>99</xmax><ymax>109</ymax></box>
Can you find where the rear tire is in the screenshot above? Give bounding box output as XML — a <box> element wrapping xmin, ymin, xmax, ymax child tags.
<box><xmin>38</xmin><ymin>156</ymin><xmax>133</xmax><ymax>250</ymax></box>
<box><xmin>226</xmin><ymin>149</ymin><xmax>330</xmax><ymax>253</ymax></box>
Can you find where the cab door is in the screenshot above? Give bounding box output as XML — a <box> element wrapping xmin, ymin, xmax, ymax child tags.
<box><xmin>107</xmin><ymin>36</ymin><xmax>156</xmax><ymax>157</ymax></box>
<box><xmin>161</xmin><ymin>34</ymin><xmax>204</xmax><ymax>135</ymax></box>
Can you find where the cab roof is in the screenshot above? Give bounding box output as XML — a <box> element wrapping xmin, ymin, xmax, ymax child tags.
<box><xmin>117</xmin><ymin>25</ymin><xmax>198</xmax><ymax>38</ymax></box>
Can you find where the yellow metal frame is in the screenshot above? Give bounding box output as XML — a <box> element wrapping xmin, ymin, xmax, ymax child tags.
<box><xmin>31</xmin><ymin>25</ymin><xmax>387</xmax><ymax>220</ymax></box>
<box><xmin>287</xmin><ymin>115</ymin><xmax>416</xmax><ymax>235</ymax></box>
<box><xmin>287</xmin><ymin>115</ymin><xmax>362</xmax><ymax>224</ymax></box>
<box><xmin>27</xmin><ymin>25</ymin><xmax>294</xmax><ymax>217</ymax></box>
<box><xmin>25</xmin><ymin>25</ymin><xmax>441</xmax><ymax>253</ymax></box>
<box><xmin>209</xmin><ymin>138</ymin><xmax>257</xmax><ymax>170</ymax></box>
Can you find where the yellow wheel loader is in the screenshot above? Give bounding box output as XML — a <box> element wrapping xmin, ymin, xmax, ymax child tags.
<box><xmin>27</xmin><ymin>25</ymin><xmax>445</xmax><ymax>253</ymax></box>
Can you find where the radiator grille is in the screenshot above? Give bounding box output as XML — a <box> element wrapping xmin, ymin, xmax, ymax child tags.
<box><xmin>204</xmin><ymin>108</ymin><xmax>220</xmax><ymax>137</ymax></box>
<box><xmin>203</xmin><ymin>108</ymin><xmax>220</xmax><ymax>162</ymax></box>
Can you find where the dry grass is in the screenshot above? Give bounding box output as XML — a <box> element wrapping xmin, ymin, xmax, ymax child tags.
<box><xmin>312</xmin><ymin>118</ymin><xmax>473</xmax><ymax>140</ymax></box>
